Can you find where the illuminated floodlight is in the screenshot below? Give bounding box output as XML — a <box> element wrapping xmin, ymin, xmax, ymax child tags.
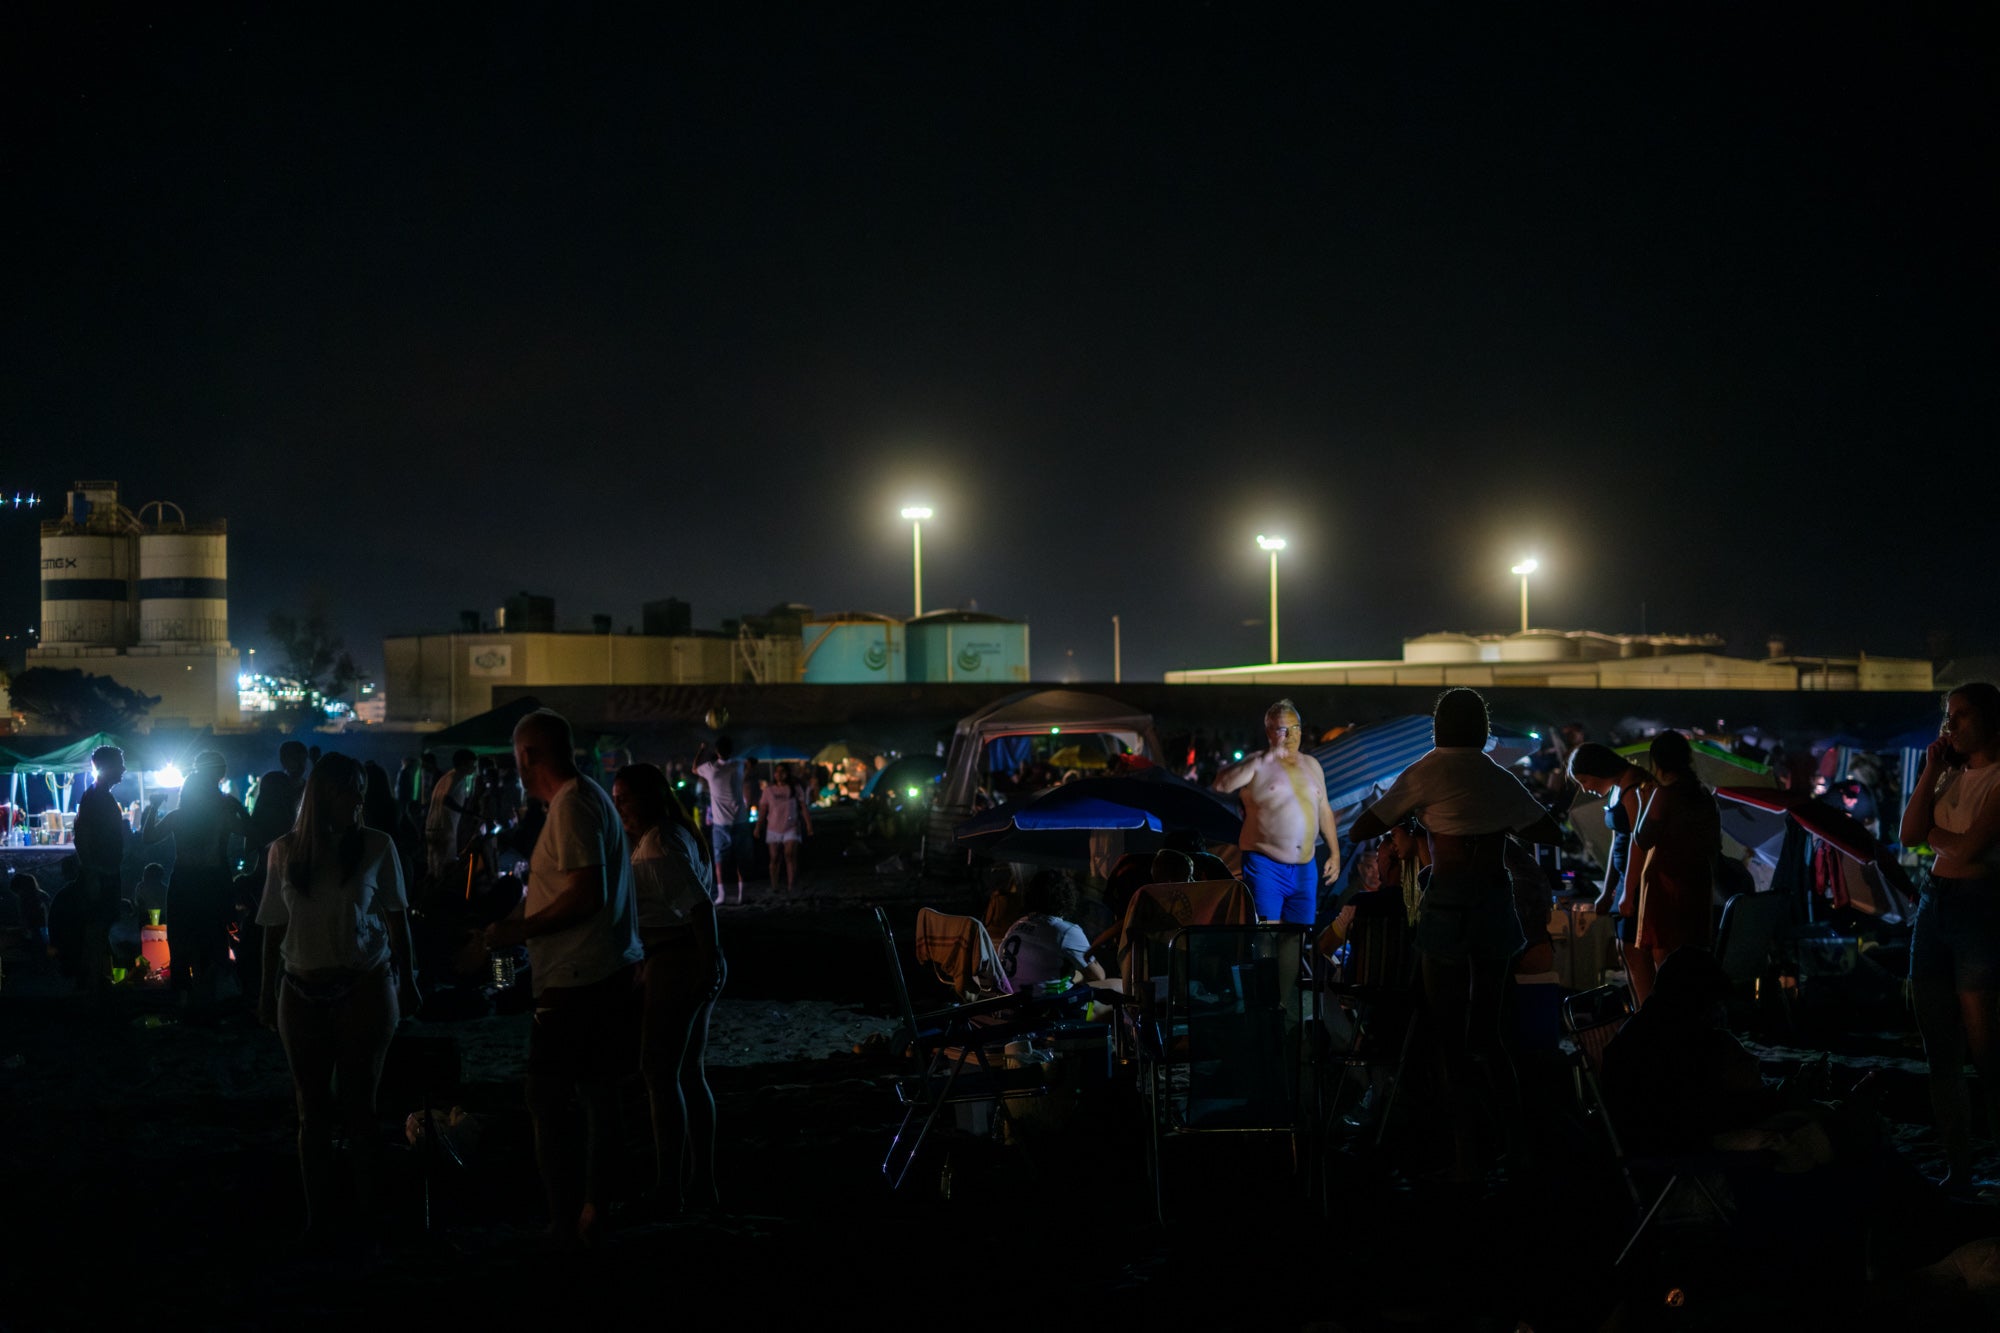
<box><xmin>1255</xmin><ymin>537</ymin><xmax>1287</xmax><ymax>662</ymax></box>
<box><xmin>1511</xmin><ymin>558</ymin><xmax>1540</xmax><ymax>632</ymax></box>
<box><xmin>900</xmin><ymin>506</ymin><xmax>933</xmax><ymax>520</ymax></box>
<box><xmin>906</xmin><ymin>786</ymin><xmax>920</xmax><ymax>799</ymax></box>
<box><xmin>156</xmin><ymin>764</ymin><xmax>186</xmax><ymax>789</ymax></box>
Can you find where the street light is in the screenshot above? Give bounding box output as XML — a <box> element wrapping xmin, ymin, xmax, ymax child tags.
<box><xmin>1256</xmin><ymin>535</ymin><xmax>1286</xmax><ymax>664</ymax></box>
<box><xmin>901</xmin><ymin>506</ymin><xmax>933</xmax><ymax>617</ymax></box>
<box><xmin>1511</xmin><ymin>558</ymin><xmax>1539</xmax><ymax>633</ymax></box>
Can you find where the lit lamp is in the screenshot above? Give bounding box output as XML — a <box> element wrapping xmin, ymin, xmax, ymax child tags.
<box><xmin>1256</xmin><ymin>535</ymin><xmax>1286</xmax><ymax>664</ymax></box>
<box><xmin>1511</xmin><ymin>558</ymin><xmax>1539</xmax><ymax>633</ymax></box>
<box><xmin>900</xmin><ymin>506</ymin><xmax>933</xmax><ymax>617</ymax></box>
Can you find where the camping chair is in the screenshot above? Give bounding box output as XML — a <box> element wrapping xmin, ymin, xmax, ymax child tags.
<box><xmin>380</xmin><ymin>1032</ymin><xmax>465</xmax><ymax>1236</ymax></box>
<box><xmin>1560</xmin><ymin>986</ymin><xmax>1731</xmax><ymax>1272</ymax></box>
<box><xmin>1137</xmin><ymin>923</ymin><xmax>1314</xmax><ymax>1224</ymax></box>
<box><xmin>1314</xmin><ymin>891</ymin><xmax>1420</xmax><ymax>1165</ymax></box>
<box><xmin>874</xmin><ymin>908</ymin><xmax>1078</xmax><ymax>1192</ymax></box>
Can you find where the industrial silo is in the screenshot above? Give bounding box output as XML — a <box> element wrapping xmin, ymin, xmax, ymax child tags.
<box><xmin>136</xmin><ymin>502</ymin><xmax>229</xmax><ymax>643</ymax></box>
<box><xmin>798</xmin><ymin>612</ymin><xmax>905</xmax><ymax>683</ymax></box>
<box><xmin>39</xmin><ymin>481</ymin><xmax>138</xmax><ymax>645</ymax></box>
<box><xmin>904</xmin><ymin>610</ymin><xmax>1031</xmax><ymax>683</ymax></box>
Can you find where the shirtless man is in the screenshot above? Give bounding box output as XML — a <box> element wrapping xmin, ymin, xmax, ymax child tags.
<box><xmin>1212</xmin><ymin>699</ymin><xmax>1341</xmax><ymax>924</ymax></box>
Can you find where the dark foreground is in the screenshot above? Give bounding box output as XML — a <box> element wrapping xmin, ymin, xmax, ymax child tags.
<box><xmin>5</xmin><ymin>888</ymin><xmax>1999</xmax><ymax>1332</ymax></box>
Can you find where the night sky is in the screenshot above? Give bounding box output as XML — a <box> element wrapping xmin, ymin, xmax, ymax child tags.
<box><xmin>4</xmin><ymin>6</ymin><xmax>1994</xmax><ymax>684</ymax></box>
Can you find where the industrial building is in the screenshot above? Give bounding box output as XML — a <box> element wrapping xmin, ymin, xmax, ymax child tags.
<box><xmin>26</xmin><ymin>481</ymin><xmax>241</xmax><ymax>728</ymax></box>
<box><xmin>1165</xmin><ymin>629</ymin><xmax>1935</xmax><ymax>693</ymax></box>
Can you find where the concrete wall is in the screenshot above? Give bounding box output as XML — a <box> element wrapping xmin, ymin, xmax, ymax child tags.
<box><xmin>24</xmin><ymin>643</ymin><xmax>242</xmax><ymax>728</ymax></box>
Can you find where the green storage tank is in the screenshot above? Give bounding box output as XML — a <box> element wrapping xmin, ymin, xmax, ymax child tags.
<box><xmin>798</xmin><ymin>613</ymin><xmax>906</xmax><ymax>683</ymax></box>
<box><xmin>903</xmin><ymin>611</ymin><xmax>1030</xmax><ymax>683</ymax></box>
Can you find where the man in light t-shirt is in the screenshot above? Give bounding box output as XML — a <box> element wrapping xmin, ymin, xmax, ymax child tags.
<box><xmin>694</xmin><ymin>736</ymin><xmax>748</xmax><ymax>905</ymax></box>
<box><xmin>485</xmin><ymin>708</ymin><xmax>642</xmax><ymax>1245</ymax></box>
<box><xmin>424</xmin><ymin>749</ymin><xmax>477</xmax><ymax>881</ymax></box>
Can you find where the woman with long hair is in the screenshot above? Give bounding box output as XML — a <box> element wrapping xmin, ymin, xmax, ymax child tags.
<box><xmin>256</xmin><ymin>752</ymin><xmax>420</xmax><ymax>1237</ymax></box>
<box><xmin>1901</xmin><ymin>683</ymin><xmax>2000</xmax><ymax>1185</ymax></box>
<box><xmin>613</xmin><ymin>762</ymin><xmax>725</xmax><ymax>1214</ymax></box>
<box><xmin>1568</xmin><ymin>741</ymin><xmax>1662</xmax><ymax>1002</ymax></box>
<box><xmin>1625</xmin><ymin>731</ymin><xmax>1721</xmax><ymax>997</ymax></box>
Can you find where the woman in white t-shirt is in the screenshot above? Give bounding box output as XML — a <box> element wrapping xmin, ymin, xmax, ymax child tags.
<box><xmin>256</xmin><ymin>752</ymin><xmax>420</xmax><ymax>1237</ymax></box>
<box><xmin>1900</xmin><ymin>682</ymin><xmax>2000</xmax><ymax>1184</ymax></box>
<box><xmin>614</xmin><ymin>762</ymin><xmax>726</xmax><ymax>1214</ymax></box>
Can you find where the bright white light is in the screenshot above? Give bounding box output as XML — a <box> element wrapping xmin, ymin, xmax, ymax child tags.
<box><xmin>905</xmin><ymin>786</ymin><xmax>920</xmax><ymax>799</ymax></box>
<box><xmin>901</xmin><ymin>506</ymin><xmax>933</xmax><ymax>520</ymax></box>
<box><xmin>1512</xmin><ymin>558</ymin><xmax>1539</xmax><ymax>575</ymax></box>
<box><xmin>1256</xmin><ymin>534</ymin><xmax>1287</xmax><ymax>551</ymax></box>
<box><xmin>156</xmin><ymin>764</ymin><xmax>186</xmax><ymax>789</ymax></box>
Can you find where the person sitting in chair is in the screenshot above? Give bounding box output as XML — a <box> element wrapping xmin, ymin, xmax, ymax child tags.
<box><xmin>1000</xmin><ymin>870</ymin><xmax>1105</xmax><ymax>992</ymax></box>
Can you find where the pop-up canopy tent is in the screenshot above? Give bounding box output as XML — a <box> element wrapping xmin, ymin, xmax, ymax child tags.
<box><xmin>0</xmin><ymin>731</ymin><xmax>157</xmax><ymax>837</ymax></box>
<box><xmin>926</xmin><ymin>689</ymin><xmax>1162</xmax><ymax>871</ymax></box>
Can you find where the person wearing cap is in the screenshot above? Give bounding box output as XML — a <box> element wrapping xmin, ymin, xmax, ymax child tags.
<box><xmin>72</xmin><ymin>744</ymin><xmax>131</xmax><ymax>997</ymax></box>
<box><xmin>144</xmin><ymin>750</ymin><xmax>251</xmax><ymax>1009</ymax></box>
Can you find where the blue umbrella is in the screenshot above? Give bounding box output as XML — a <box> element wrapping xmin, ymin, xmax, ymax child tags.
<box><xmin>955</xmin><ymin>768</ymin><xmax>1244</xmax><ymax>862</ymax></box>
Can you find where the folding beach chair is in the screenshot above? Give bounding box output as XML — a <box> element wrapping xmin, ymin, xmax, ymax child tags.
<box><xmin>875</xmin><ymin>907</ymin><xmax>1078</xmax><ymax>1193</ymax></box>
<box><xmin>1137</xmin><ymin>922</ymin><xmax>1314</xmax><ymax>1224</ymax></box>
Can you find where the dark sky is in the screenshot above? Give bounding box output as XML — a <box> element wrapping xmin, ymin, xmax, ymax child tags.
<box><xmin>5</xmin><ymin>5</ymin><xmax>1995</xmax><ymax>683</ymax></box>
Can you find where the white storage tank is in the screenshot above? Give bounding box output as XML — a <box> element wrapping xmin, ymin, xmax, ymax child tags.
<box><xmin>138</xmin><ymin>526</ymin><xmax>229</xmax><ymax>643</ymax></box>
<box><xmin>1498</xmin><ymin>630</ymin><xmax>1580</xmax><ymax>662</ymax></box>
<box><xmin>39</xmin><ymin>531</ymin><xmax>135</xmax><ymax>645</ymax></box>
<box><xmin>1402</xmin><ymin>633</ymin><xmax>1483</xmax><ymax>664</ymax></box>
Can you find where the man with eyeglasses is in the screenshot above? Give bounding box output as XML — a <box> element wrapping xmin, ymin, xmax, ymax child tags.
<box><xmin>1213</xmin><ymin>699</ymin><xmax>1342</xmax><ymax>924</ymax></box>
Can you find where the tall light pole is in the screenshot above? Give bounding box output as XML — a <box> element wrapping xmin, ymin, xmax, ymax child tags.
<box><xmin>1256</xmin><ymin>535</ymin><xmax>1286</xmax><ymax>663</ymax></box>
<box><xmin>1511</xmin><ymin>558</ymin><xmax>1539</xmax><ymax>633</ymax></box>
<box><xmin>901</xmin><ymin>506</ymin><xmax>933</xmax><ymax>617</ymax></box>
<box><xmin>1111</xmin><ymin>614</ymin><xmax>1121</xmax><ymax>684</ymax></box>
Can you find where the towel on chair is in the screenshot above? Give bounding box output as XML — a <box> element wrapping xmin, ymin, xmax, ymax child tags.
<box><xmin>914</xmin><ymin>907</ymin><xmax>1013</xmax><ymax>998</ymax></box>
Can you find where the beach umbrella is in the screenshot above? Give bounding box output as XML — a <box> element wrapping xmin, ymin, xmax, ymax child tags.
<box><xmin>956</xmin><ymin>768</ymin><xmax>1244</xmax><ymax>863</ymax></box>
<box><xmin>812</xmin><ymin>739</ymin><xmax>878</xmax><ymax>765</ymax></box>
<box><xmin>1714</xmin><ymin>787</ymin><xmax>1877</xmax><ymax>864</ymax></box>
<box><xmin>1615</xmin><ymin>738</ymin><xmax>1775</xmax><ymax>791</ymax></box>
<box><xmin>1309</xmin><ymin>715</ymin><xmax>1436</xmax><ymax>813</ymax></box>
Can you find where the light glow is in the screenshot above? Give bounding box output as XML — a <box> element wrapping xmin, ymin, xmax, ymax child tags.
<box><xmin>155</xmin><ymin>764</ymin><xmax>186</xmax><ymax>789</ymax></box>
<box><xmin>900</xmin><ymin>506</ymin><xmax>933</xmax><ymax>520</ymax></box>
<box><xmin>1255</xmin><ymin>534</ymin><xmax>1286</xmax><ymax>551</ymax></box>
<box><xmin>1511</xmin><ymin>558</ymin><xmax>1539</xmax><ymax>575</ymax></box>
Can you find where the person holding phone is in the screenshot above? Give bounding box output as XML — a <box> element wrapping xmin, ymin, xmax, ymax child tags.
<box><xmin>1901</xmin><ymin>683</ymin><xmax>2000</xmax><ymax>1185</ymax></box>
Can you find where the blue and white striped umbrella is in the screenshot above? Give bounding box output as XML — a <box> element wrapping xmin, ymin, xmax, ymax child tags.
<box><xmin>1310</xmin><ymin>714</ymin><xmax>1436</xmax><ymax>814</ymax></box>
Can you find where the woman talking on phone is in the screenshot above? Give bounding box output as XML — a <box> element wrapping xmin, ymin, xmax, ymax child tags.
<box><xmin>1901</xmin><ymin>683</ymin><xmax>2000</xmax><ymax>1185</ymax></box>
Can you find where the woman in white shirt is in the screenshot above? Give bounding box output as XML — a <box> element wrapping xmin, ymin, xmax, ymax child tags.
<box><xmin>256</xmin><ymin>752</ymin><xmax>421</xmax><ymax>1238</ymax></box>
<box><xmin>1900</xmin><ymin>683</ymin><xmax>2000</xmax><ymax>1185</ymax></box>
<box><xmin>613</xmin><ymin>762</ymin><xmax>725</xmax><ymax>1214</ymax></box>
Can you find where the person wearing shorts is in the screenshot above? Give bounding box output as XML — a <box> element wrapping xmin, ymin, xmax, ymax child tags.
<box><xmin>1212</xmin><ymin>699</ymin><xmax>1342</xmax><ymax>925</ymax></box>
<box><xmin>757</xmin><ymin>764</ymin><xmax>813</xmax><ymax>894</ymax></box>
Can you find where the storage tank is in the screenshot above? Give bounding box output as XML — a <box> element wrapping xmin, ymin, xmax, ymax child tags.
<box><xmin>904</xmin><ymin>611</ymin><xmax>1030</xmax><ymax>683</ymax></box>
<box><xmin>799</xmin><ymin>613</ymin><xmax>905</xmax><ymax>683</ymax></box>
<box><xmin>39</xmin><ymin>530</ymin><xmax>135</xmax><ymax>644</ymax></box>
<box><xmin>137</xmin><ymin>526</ymin><xmax>229</xmax><ymax>643</ymax></box>
<box><xmin>1497</xmin><ymin>630</ymin><xmax>1579</xmax><ymax>662</ymax></box>
<box><xmin>1401</xmin><ymin>633</ymin><xmax>1483</xmax><ymax>664</ymax></box>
